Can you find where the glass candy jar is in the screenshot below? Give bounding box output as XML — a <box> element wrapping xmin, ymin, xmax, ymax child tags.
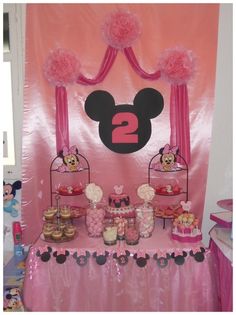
<box><xmin>114</xmin><ymin>217</ymin><xmax>127</xmax><ymax>240</ymax></box>
<box><xmin>125</xmin><ymin>218</ymin><xmax>139</xmax><ymax>245</ymax></box>
<box><xmin>136</xmin><ymin>202</ymin><xmax>154</xmax><ymax>238</ymax></box>
<box><xmin>86</xmin><ymin>202</ymin><xmax>105</xmax><ymax>237</ymax></box>
<box><xmin>103</xmin><ymin>218</ymin><xmax>118</xmax><ymax>246</ymax></box>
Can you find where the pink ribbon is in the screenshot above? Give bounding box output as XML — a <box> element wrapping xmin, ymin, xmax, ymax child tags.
<box><xmin>124</xmin><ymin>47</ymin><xmax>161</xmax><ymax>80</ymax></box>
<box><xmin>77</xmin><ymin>46</ymin><xmax>118</xmax><ymax>85</ymax></box>
<box><xmin>55</xmin><ymin>86</ymin><xmax>70</xmax><ymax>154</ymax></box>
<box><xmin>62</xmin><ymin>145</ymin><xmax>77</xmax><ymax>156</ymax></box>
<box><xmin>163</xmin><ymin>144</ymin><xmax>179</xmax><ymax>155</ymax></box>
<box><xmin>170</xmin><ymin>84</ymin><xmax>191</xmax><ymax>163</ymax></box>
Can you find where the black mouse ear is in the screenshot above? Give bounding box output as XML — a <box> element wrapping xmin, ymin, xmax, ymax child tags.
<box><xmin>183</xmin><ymin>251</ymin><xmax>187</xmax><ymax>257</ymax></box>
<box><xmin>171</xmin><ymin>252</ymin><xmax>175</xmax><ymax>258</ymax></box>
<box><xmin>85</xmin><ymin>90</ymin><xmax>115</xmax><ymax>122</ymax></box>
<box><xmin>47</xmin><ymin>247</ymin><xmax>52</xmax><ymax>253</ymax></box>
<box><xmin>93</xmin><ymin>252</ymin><xmax>97</xmax><ymax>258</ymax></box>
<box><xmin>133</xmin><ymin>253</ymin><xmax>137</xmax><ymax>260</ymax></box>
<box><xmin>12</xmin><ymin>180</ymin><xmax>22</xmax><ymax>190</ymax></box>
<box><xmin>53</xmin><ymin>251</ymin><xmax>58</xmax><ymax>257</ymax></box>
<box><xmin>200</xmin><ymin>247</ymin><xmax>205</xmax><ymax>253</ymax></box>
<box><xmin>36</xmin><ymin>250</ymin><xmax>41</xmax><ymax>257</ymax></box>
<box><xmin>189</xmin><ymin>250</ymin><xmax>194</xmax><ymax>257</ymax></box>
<box><xmin>166</xmin><ymin>253</ymin><xmax>171</xmax><ymax>260</ymax></box>
<box><xmin>125</xmin><ymin>250</ymin><xmax>130</xmax><ymax>257</ymax></box>
<box><xmin>73</xmin><ymin>252</ymin><xmax>78</xmax><ymax>259</ymax></box>
<box><xmin>133</xmin><ymin>88</ymin><xmax>164</xmax><ymax>119</ymax></box>
<box><xmin>145</xmin><ymin>254</ymin><xmax>150</xmax><ymax>260</ymax></box>
<box><xmin>153</xmin><ymin>253</ymin><xmax>158</xmax><ymax>260</ymax></box>
<box><xmin>65</xmin><ymin>250</ymin><xmax>70</xmax><ymax>257</ymax></box>
<box><xmin>113</xmin><ymin>253</ymin><xmax>118</xmax><ymax>259</ymax></box>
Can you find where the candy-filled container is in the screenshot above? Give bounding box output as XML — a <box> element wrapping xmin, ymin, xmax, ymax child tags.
<box><xmin>136</xmin><ymin>203</ymin><xmax>154</xmax><ymax>238</ymax></box>
<box><xmin>125</xmin><ymin>218</ymin><xmax>139</xmax><ymax>245</ymax></box>
<box><xmin>114</xmin><ymin>217</ymin><xmax>128</xmax><ymax>240</ymax></box>
<box><xmin>86</xmin><ymin>204</ymin><xmax>105</xmax><ymax>237</ymax></box>
<box><xmin>85</xmin><ymin>183</ymin><xmax>105</xmax><ymax>238</ymax></box>
<box><xmin>103</xmin><ymin>218</ymin><xmax>118</xmax><ymax>245</ymax></box>
<box><xmin>136</xmin><ymin>184</ymin><xmax>155</xmax><ymax>238</ymax></box>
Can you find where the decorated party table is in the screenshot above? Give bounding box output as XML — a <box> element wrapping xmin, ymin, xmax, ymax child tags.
<box><xmin>23</xmin><ymin>218</ymin><xmax>220</xmax><ymax>312</ymax></box>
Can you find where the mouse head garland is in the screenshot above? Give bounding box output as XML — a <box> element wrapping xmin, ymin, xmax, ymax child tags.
<box><xmin>43</xmin><ymin>9</ymin><xmax>195</xmax><ymax>160</ymax></box>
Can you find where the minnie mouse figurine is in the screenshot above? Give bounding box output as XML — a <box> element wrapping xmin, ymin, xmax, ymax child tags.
<box><xmin>58</xmin><ymin>145</ymin><xmax>82</xmax><ymax>172</ymax></box>
<box><xmin>3</xmin><ymin>180</ymin><xmax>22</xmax><ymax>217</ymax></box>
<box><xmin>159</xmin><ymin>144</ymin><xmax>179</xmax><ymax>171</ymax></box>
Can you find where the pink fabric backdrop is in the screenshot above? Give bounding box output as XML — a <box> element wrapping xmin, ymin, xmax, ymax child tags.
<box><xmin>22</xmin><ymin>4</ymin><xmax>219</xmax><ymax>244</ymax></box>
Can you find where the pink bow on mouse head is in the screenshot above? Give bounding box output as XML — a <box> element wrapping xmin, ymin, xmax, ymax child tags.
<box><xmin>163</xmin><ymin>144</ymin><xmax>179</xmax><ymax>155</ymax></box>
<box><xmin>62</xmin><ymin>145</ymin><xmax>78</xmax><ymax>156</ymax></box>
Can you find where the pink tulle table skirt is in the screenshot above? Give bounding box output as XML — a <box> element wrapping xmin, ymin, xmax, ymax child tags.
<box><xmin>23</xmin><ymin>220</ymin><xmax>220</xmax><ymax>311</ymax></box>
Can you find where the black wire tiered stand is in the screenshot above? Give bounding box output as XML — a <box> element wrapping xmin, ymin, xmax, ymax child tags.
<box><xmin>49</xmin><ymin>152</ymin><xmax>90</xmax><ymax>206</ymax></box>
<box><xmin>148</xmin><ymin>152</ymin><xmax>189</xmax><ymax>229</ymax></box>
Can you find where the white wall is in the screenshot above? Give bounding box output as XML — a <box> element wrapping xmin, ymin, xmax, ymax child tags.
<box><xmin>202</xmin><ymin>4</ymin><xmax>233</xmax><ymax>246</ymax></box>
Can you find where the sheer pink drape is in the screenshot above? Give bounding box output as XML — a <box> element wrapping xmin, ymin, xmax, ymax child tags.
<box><xmin>77</xmin><ymin>46</ymin><xmax>118</xmax><ymax>85</ymax></box>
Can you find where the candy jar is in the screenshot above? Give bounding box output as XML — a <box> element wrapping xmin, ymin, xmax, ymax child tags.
<box><xmin>125</xmin><ymin>218</ymin><xmax>139</xmax><ymax>245</ymax></box>
<box><xmin>136</xmin><ymin>202</ymin><xmax>154</xmax><ymax>238</ymax></box>
<box><xmin>103</xmin><ymin>218</ymin><xmax>118</xmax><ymax>245</ymax></box>
<box><xmin>114</xmin><ymin>217</ymin><xmax>127</xmax><ymax>240</ymax></box>
<box><xmin>136</xmin><ymin>184</ymin><xmax>155</xmax><ymax>238</ymax></box>
<box><xmin>85</xmin><ymin>183</ymin><xmax>105</xmax><ymax>237</ymax></box>
<box><xmin>86</xmin><ymin>201</ymin><xmax>105</xmax><ymax>237</ymax></box>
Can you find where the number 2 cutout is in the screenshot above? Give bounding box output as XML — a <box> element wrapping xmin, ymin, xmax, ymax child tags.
<box><xmin>112</xmin><ymin>112</ymin><xmax>138</xmax><ymax>144</ymax></box>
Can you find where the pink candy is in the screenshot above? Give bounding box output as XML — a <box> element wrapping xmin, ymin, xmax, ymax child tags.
<box><xmin>86</xmin><ymin>208</ymin><xmax>105</xmax><ymax>237</ymax></box>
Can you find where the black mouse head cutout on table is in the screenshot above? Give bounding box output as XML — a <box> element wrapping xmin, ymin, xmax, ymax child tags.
<box><xmin>85</xmin><ymin>88</ymin><xmax>164</xmax><ymax>154</ymax></box>
<box><xmin>53</xmin><ymin>250</ymin><xmax>70</xmax><ymax>264</ymax></box>
<box><xmin>113</xmin><ymin>250</ymin><xmax>130</xmax><ymax>266</ymax></box>
<box><xmin>171</xmin><ymin>251</ymin><xmax>188</xmax><ymax>265</ymax></box>
<box><xmin>73</xmin><ymin>251</ymin><xmax>90</xmax><ymax>266</ymax></box>
<box><xmin>93</xmin><ymin>251</ymin><xmax>109</xmax><ymax>265</ymax></box>
<box><xmin>189</xmin><ymin>247</ymin><xmax>206</xmax><ymax>262</ymax></box>
<box><xmin>133</xmin><ymin>253</ymin><xmax>150</xmax><ymax>268</ymax></box>
<box><xmin>36</xmin><ymin>246</ymin><xmax>52</xmax><ymax>262</ymax></box>
<box><xmin>153</xmin><ymin>253</ymin><xmax>171</xmax><ymax>268</ymax></box>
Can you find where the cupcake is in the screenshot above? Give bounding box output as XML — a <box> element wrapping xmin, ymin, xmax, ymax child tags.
<box><xmin>47</xmin><ymin>206</ymin><xmax>58</xmax><ymax>215</ymax></box>
<box><xmin>60</xmin><ymin>208</ymin><xmax>71</xmax><ymax>220</ymax></box>
<box><xmin>51</xmin><ymin>230</ymin><xmax>63</xmax><ymax>241</ymax></box>
<box><xmin>43</xmin><ymin>229</ymin><xmax>53</xmax><ymax>239</ymax></box>
<box><xmin>43</xmin><ymin>222</ymin><xmax>55</xmax><ymax>232</ymax></box>
<box><xmin>64</xmin><ymin>225</ymin><xmax>76</xmax><ymax>238</ymax></box>
<box><xmin>58</xmin><ymin>222</ymin><xmax>66</xmax><ymax>231</ymax></box>
<box><xmin>44</xmin><ymin>209</ymin><xmax>55</xmax><ymax>220</ymax></box>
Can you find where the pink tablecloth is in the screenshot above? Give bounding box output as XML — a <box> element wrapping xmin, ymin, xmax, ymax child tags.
<box><xmin>23</xmin><ymin>219</ymin><xmax>220</xmax><ymax>311</ymax></box>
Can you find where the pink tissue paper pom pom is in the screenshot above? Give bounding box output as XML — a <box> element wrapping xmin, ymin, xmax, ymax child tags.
<box><xmin>158</xmin><ymin>47</ymin><xmax>195</xmax><ymax>85</ymax></box>
<box><xmin>43</xmin><ymin>48</ymin><xmax>81</xmax><ymax>86</ymax></box>
<box><xmin>102</xmin><ymin>9</ymin><xmax>141</xmax><ymax>50</ymax></box>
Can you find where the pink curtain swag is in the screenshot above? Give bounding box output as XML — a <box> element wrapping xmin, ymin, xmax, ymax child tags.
<box><xmin>43</xmin><ymin>9</ymin><xmax>195</xmax><ymax>163</ymax></box>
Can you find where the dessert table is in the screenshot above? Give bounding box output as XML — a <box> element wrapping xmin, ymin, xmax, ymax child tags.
<box><xmin>23</xmin><ymin>219</ymin><xmax>220</xmax><ymax>312</ymax></box>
